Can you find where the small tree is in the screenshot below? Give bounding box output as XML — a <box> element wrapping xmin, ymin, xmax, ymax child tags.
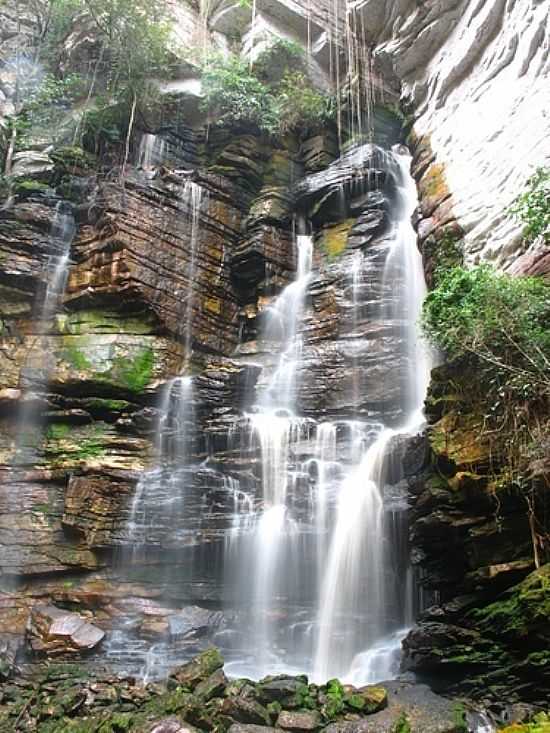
<box><xmin>510</xmin><ymin>167</ymin><xmax>550</xmax><ymax>243</ymax></box>
<box><xmin>82</xmin><ymin>0</ymin><xmax>172</xmax><ymax>172</ymax></box>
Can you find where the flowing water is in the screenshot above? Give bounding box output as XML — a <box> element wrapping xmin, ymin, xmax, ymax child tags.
<box><xmin>107</xmin><ymin>176</ymin><xmax>206</xmax><ymax>677</ymax></box>
<box><xmin>118</xmin><ymin>145</ymin><xmax>431</xmax><ymax>685</ymax></box>
<box><xmin>11</xmin><ymin>201</ymin><xmax>75</xmax><ymax>469</ymax></box>
<box><xmin>41</xmin><ymin>201</ymin><xmax>75</xmax><ymax>323</ymax></box>
<box><xmin>136</xmin><ymin>132</ymin><xmax>167</xmax><ymax>170</ymax></box>
<box><xmin>224</xmin><ymin>145</ymin><xmax>431</xmax><ymax>683</ymax></box>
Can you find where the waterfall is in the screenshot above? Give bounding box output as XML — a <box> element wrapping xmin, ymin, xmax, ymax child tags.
<box><xmin>136</xmin><ymin>132</ymin><xmax>166</xmax><ymax>170</ymax></box>
<box><xmin>108</xmin><ymin>178</ymin><xmax>204</xmax><ymax>678</ymax></box>
<box><xmin>313</xmin><ymin>427</ymin><xmax>392</xmax><ymax>681</ymax></box>
<box><xmin>224</xmin><ymin>144</ymin><xmax>431</xmax><ymax>684</ymax></box>
<box><xmin>12</xmin><ymin>201</ymin><xmax>75</xmax><ymax>469</ymax></box>
<box><xmin>312</xmin><ymin>146</ymin><xmax>431</xmax><ymax>682</ymax></box>
<box><xmin>41</xmin><ymin>202</ymin><xmax>75</xmax><ymax>323</ymax></box>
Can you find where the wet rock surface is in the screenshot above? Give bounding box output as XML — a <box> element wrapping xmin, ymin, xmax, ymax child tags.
<box><xmin>0</xmin><ymin>649</ymin><xmax>471</xmax><ymax>732</ymax></box>
<box><xmin>27</xmin><ymin>604</ymin><xmax>105</xmax><ymax>655</ymax></box>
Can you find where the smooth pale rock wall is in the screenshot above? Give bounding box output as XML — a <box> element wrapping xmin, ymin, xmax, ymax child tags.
<box><xmin>356</xmin><ymin>0</ymin><xmax>550</xmax><ymax>267</ymax></box>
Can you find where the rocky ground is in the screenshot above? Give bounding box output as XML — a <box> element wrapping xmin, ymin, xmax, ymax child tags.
<box><xmin>0</xmin><ymin>647</ymin><xmax>484</xmax><ymax>733</ymax></box>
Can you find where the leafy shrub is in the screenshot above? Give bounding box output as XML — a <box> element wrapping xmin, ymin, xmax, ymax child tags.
<box><xmin>423</xmin><ymin>265</ymin><xmax>550</xmax><ymax>560</ymax></box>
<box><xmin>509</xmin><ymin>167</ymin><xmax>550</xmax><ymax>243</ymax></box>
<box><xmin>422</xmin><ymin>265</ymin><xmax>550</xmax><ymax>400</ymax></box>
<box><xmin>276</xmin><ymin>71</ymin><xmax>335</xmax><ymax>136</ymax></box>
<box><xmin>201</xmin><ymin>54</ymin><xmax>278</xmax><ymax>134</ymax></box>
<box><xmin>14</xmin><ymin>73</ymin><xmax>86</xmax><ymax>147</ymax></box>
<box><xmin>254</xmin><ymin>38</ymin><xmax>306</xmax><ymax>85</ymax></box>
<box><xmin>200</xmin><ymin>52</ymin><xmax>334</xmax><ymax>137</ymax></box>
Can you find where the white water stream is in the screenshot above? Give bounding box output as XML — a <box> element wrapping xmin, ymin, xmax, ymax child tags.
<box><xmin>225</xmin><ymin>146</ymin><xmax>431</xmax><ymax>683</ymax></box>
<box><xmin>118</xmin><ymin>145</ymin><xmax>431</xmax><ymax>686</ymax></box>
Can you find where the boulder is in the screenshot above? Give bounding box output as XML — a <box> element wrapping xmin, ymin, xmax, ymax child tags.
<box><xmin>194</xmin><ymin>668</ymin><xmax>228</xmax><ymax>701</ymax></box>
<box><xmin>27</xmin><ymin>604</ymin><xmax>105</xmax><ymax>655</ymax></box>
<box><xmin>258</xmin><ymin>675</ymin><xmax>308</xmax><ymax>703</ymax></box>
<box><xmin>221</xmin><ymin>696</ymin><xmax>272</xmax><ymax>726</ymax></box>
<box><xmin>276</xmin><ymin>710</ymin><xmax>322</xmax><ymax>731</ymax></box>
<box><xmin>169</xmin><ymin>648</ymin><xmax>224</xmax><ymax>689</ymax></box>
<box><xmin>357</xmin><ymin>685</ymin><xmax>388</xmax><ymax>713</ymax></box>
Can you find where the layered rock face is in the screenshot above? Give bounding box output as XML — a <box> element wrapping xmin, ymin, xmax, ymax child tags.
<box><xmin>0</xmin><ymin>0</ymin><xmax>548</xmax><ymax>724</ymax></box>
<box><xmin>400</xmin><ymin>360</ymin><xmax>550</xmax><ymax>707</ymax></box>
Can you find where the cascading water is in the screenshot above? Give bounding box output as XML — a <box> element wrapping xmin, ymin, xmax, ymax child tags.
<box><xmin>12</xmin><ymin>201</ymin><xmax>75</xmax><ymax>469</ymax></box>
<box><xmin>136</xmin><ymin>132</ymin><xmax>166</xmax><ymax>170</ymax></box>
<box><xmin>181</xmin><ymin>180</ymin><xmax>205</xmax><ymax>362</ymax></box>
<box><xmin>224</xmin><ymin>144</ymin><xmax>431</xmax><ymax>684</ymax></box>
<box><xmin>226</xmin><ymin>233</ymin><xmax>314</xmax><ymax>677</ymax></box>
<box><xmin>41</xmin><ymin>202</ymin><xmax>75</xmax><ymax>322</ymax></box>
<box><xmin>108</xmin><ymin>178</ymin><xmax>206</xmax><ymax>677</ymax></box>
<box><xmin>312</xmin><ymin>146</ymin><xmax>431</xmax><ymax>683</ymax></box>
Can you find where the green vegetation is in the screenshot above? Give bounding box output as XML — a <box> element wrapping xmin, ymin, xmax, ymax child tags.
<box><xmin>392</xmin><ymin>711</ymin><xmax>411</xmax><ymax>733</ymax></box>
<box><xmin>45</xmin><ymin>423</ymin><xmax>108</xmax><ymax>465</ymax></box>
<box><xmin>201</xmin><ymin>53</ymin><xmax>279</xmax><ymax>134</ymax></box>
<box><xmin>423</xmin><ymin>265</ymin><xmax>550</xmax><ymax>562</ymax></box>
<box><xmin>510</xmin><ymin>167</ymin><xmax>550</xmax><ymax>243</ymax></box>
<box><xmin>276</xmin><ymin>71</ymin><xmax>335</xmax><ymax>136</ymax></box>
<box><xmin>424</xmin><ymin>229</ymin><xmax>464</xmax><ymax>286</ymax></box>
<box><xmin>473</xmin><ymin>564</ymin><xmax>550</xmax><ymax>639</ymax></box>
<box><xmin>2</xmin><ymin>0</ymin><xmax>173</xmax><ymax>168</ymax></box>
<box><xmin>111</xmin><ymin>346</ymin><xmax>154</xmax><ymax>392</ymax></box>
<box><xmin>321</xmin><ymin>678</ymin><xmax>346</xmax><ymax>720</ymax></box>
<box><xmin>422</xmin><ymin>266</ymin><xmax>550</xmax><ymax>400</ymax></box>
<box><xmin>499</xmin><ymin>712</ymin><xmax>550</xmax><ymax>732</ymax></box>
<box><xmin>453</xmin><ymin>703</ymin><xmax>469</xmax><ymax>733</ymax></box>
<box><xmin>200</xmin><ymin>48</ymin><xmax>334</xmax><ymax>138</ymax></box>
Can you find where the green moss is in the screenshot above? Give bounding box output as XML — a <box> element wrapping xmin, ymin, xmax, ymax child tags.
<box><xmin>499</xmin><ymin>712</ymin><xmax>550</xmax><ymax>732</ymax></box>
<box><xmin>85</xmin><ymin>398</ymin><xmax>133</xmax><ymax>412</ymax></box>
<box><xmin>453</xmin><ymin>703</ymin><xmax>469</xmax><ymax>732</ymax></box>
<box><xmin>63</xmin><ymin>343</ymin><xmax>92</xmax><ymax>371</ymax></box>
<box><xmin>13</xmin><ymin>179</ymin><xmax>50</xmax><ymax>198</ymax></box>
<box><xmin>110</xmin><ymin>346</ymin><xmax>154</xmax><ymax>393</ymax></box>
<box><xmin>392</xmin><ymin>711</ymin><xmax>411</xmax><ymax>733</ymax></box>
<box><xmin>322</xmin><ymin>220</ymin><xmax>353</xmax><ymax>260</ymax></box>
<box><xmin>60</xmin><ymin>310</ymin><xmax>157</xmax><ymax>336</ymax></box>
<box><xmin>293</xmin><ymin>683</ymin><xmax>318</xmax><ymax>710</ymax></box>
<box><xmin>44</xmin><ymin>423</ymin><xmax>108</xmax><ymax>465</ymax></box>
<box><xmin>50</xmin><ymin>146</ymin><xmax>96</xmax><ymax>173</ymax></box>
<box><xmin>472</xmin><ymin>565</ymin><xmax>550</xmax><ymax>639</ymax></box>
<box><xmin>46</xmin><ymin>423</ymin><xmax>71</xmax><ymax>440</ymax></box>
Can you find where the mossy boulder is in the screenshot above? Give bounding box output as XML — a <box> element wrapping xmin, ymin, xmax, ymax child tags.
<box><xmin>169</xmin><ymin>648</ymin><xmax>224</xmax><ymax>690</ymax></box>
<box><xmin>472</xmin><ymin>564</ymin><xmax>550</xmax><ymax>643</ymax></box>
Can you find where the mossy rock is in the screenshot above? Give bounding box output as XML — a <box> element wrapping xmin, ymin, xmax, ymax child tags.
<box><xmin>499</xmin><ymin>712</ymin><xmax>550</xmax><ymax>732</ymax></box>
<box><xmin>359</xmin><ymin>685</ymin><xmax>388</xmax><ymax>713</ymax></box>
<box><xmin>57</xmin><ymin>310</ymin><xmax>157</xmax><ymax>336</ymax></box>
<box><xmin>169</xmin><ymin>648</ymin><xmax>224</xmax><ymax>690</ymax></box>
<box><xmin>322</xmin><ymin>219</ymin><xmax>354</xmax><ymax>260</ymax></box>
<box><xmin>44</xmin><ymin>422</ymin><xmax>109</xmax><ymax>466</ymax></box>
<box><xmin>56</xmin><ymin>335</ymin><xmax>159</xmax><ymax>395</ymax></box>
<box><xmin>50</xmin><ymin>146</ymin><xmax>97</xmax><ymax>174</ymax></box>
<box><xmin>472</xmin><ymin>564</ymin><xmax>550</xmax><ymax>641</ymax></box>
<box><xmin>429</xmin><ymin>410</ymin><xmax>496</xmax><ymax>472</ymax></box>
<box><xmin>13</xmin><ymin>179</ymin><xmax>52</xmax><ymax>198</ymax></box>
